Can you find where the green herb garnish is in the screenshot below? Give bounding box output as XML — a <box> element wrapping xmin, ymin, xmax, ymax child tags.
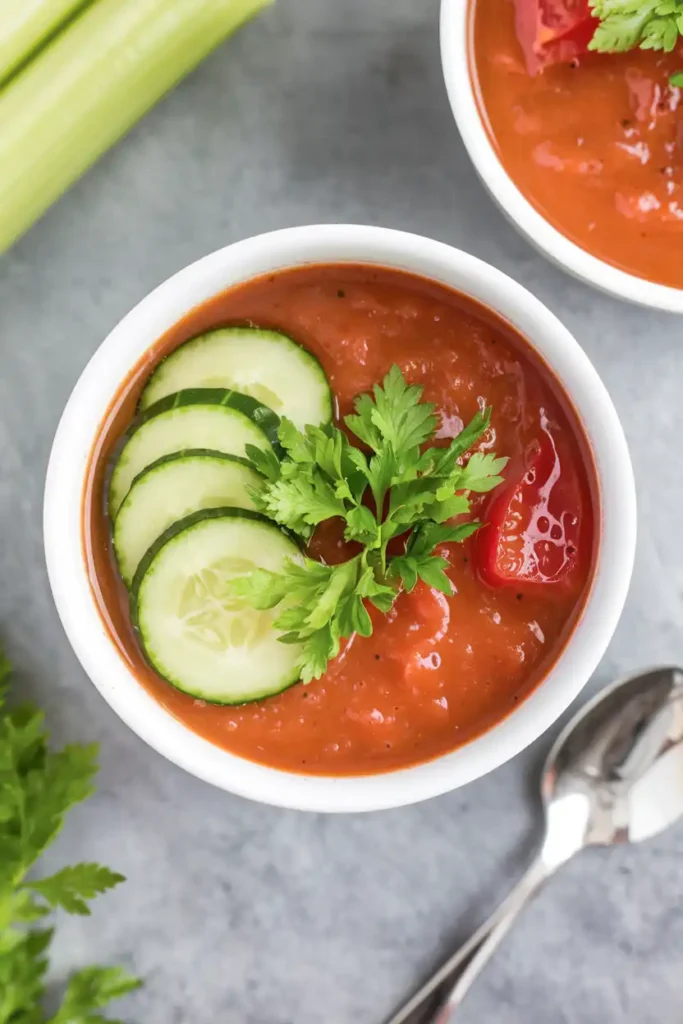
<box><xmin>233</xmin><ymin>366</ymin><xmax>507</xmax><ymax>683</ymax></box>
<box><xmin>589</xmin><ymin>1</ymin><xmax>683</xmax><ymax>57</ymax></box>
<box><xmin>0</xmin><ymin>650</ymin><xmax>141</xmax><ymax>1023</ymax></box>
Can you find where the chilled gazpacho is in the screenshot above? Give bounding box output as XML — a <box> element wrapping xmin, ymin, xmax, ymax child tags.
<box><xmin>470</xmin><ymin>0</ymin><xmax>683</xmax><ymax>289</ymax></box>
<box><xmin>84</xmin><ymin>264</ymin><xmax>598</xmax><ymax>776</ymax></box>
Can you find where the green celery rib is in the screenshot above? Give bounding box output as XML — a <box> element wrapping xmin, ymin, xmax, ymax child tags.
<box><xmin>0</xmin><ymin>0</ymin><xmax>273</xmax><ymax>255</ymax></box>
<box><xmin>0</xmin><ymin>0</ymin><xmax>94</xmax><ymax>86</ymax></box>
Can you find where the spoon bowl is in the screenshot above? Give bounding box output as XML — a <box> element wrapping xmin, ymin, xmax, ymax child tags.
<box><xmin>388</xmin><ymin>666</ymin><xmax>683</xmax><ymax>1024</ymax></box>
<box><xmin>543</xmin><ymin>666</ymin><xmax>683</xmax><ymax>855</ymax></box>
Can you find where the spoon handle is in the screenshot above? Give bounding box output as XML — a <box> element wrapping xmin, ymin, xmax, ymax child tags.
<box><xmin>385</xmin><ymin>855</ymin><xmax>550</xmax><ymax>1024</ymax></box>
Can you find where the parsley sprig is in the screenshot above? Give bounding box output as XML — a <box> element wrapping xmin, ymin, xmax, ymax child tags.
<box><xmin>0</xmin><ymin>651</ymin><xmax>140</xmax><ymax>1024</ymax></box>
<box><xmin>589</xmin><ymin>1</ymin><xmax>683</xmax><ymax>69</ymax></box>
<box><xmin>233</xmin><ymin>366</ymin><xmax>507</xmax><ymax>682</ymax></box>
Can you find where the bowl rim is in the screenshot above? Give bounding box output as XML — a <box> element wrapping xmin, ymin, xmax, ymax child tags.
<box><xmin>440</xmin><ymin>0</ymin><xmax>683</xmax><ymax>314</ymax></box>
<box><xmin>43</xmin><ymin>224</ymin><xmax>636</xmax><ymax>813</ymax></box>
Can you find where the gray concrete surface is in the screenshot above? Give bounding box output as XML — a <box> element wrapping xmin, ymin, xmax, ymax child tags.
<box><xmin>1</xmin><ymin>2</ymin><xmax>682</xmax><ymax>1022</ymax></box>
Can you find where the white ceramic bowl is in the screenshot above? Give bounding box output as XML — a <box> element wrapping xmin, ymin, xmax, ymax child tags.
<box><xmin>440</xmin><ymin>0</ymin><xmax>683</xmax><ymax>313</ymax></box>
<box><xmin>44</xmin><ymin>225</ymin><xmax>636</xmax><ymax>813</ymax></box>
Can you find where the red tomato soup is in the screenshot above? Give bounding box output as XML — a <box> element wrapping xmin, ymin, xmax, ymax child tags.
<box><xmin>471</xmin><ymin>0</ymin><xmax>683</xmax><ymax>289</ymax></box>
<box><xmin>84</xmin><ymin>264</ymin><xmax>598</xmax><ymax>776</ymax></box>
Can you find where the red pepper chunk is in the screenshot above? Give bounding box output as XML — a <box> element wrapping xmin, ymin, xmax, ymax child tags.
<box><xmin>476</xmin><ymin>430</ymin><xmax>583</xmax><ymax>587</ymax></box>
<box><xmin>514</xmin><ymin>0</ymin><xmax>598</xmax><ymax>74</ymax></box>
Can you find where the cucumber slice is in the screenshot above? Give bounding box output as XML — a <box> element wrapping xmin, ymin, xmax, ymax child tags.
<box><xmin>138</xmin><ymin>327</ymin><xmax>333</xmax><ymax>429</ymax></box>
<box><xmin>113</xmin><ymin>451</ymin><xmax>262</xmax><ymax>588</ymax></box>
<box><xmin>109</xmin><ymin>389</ymin><xmax>277</xmax><ymax>516</ymax></box>
<box><xmin>132</xmin><ymin>508</ymin><xmax>303</xmax><ymax>704</ymax></box>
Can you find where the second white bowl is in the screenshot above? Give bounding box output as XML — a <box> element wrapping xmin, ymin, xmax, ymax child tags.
<box><xmin>440</xmin><ymin>0</ymin><xmax>683</xmax><ymax>313</ymax></box>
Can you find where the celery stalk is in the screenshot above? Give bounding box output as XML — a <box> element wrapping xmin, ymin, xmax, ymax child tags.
<box><xmin>0</xmin><ymin>0</ymin><xmax>94</xmax><ymax>86</ymax></box>
<box><xmin>0</xmin><ymin>0</ymin><xmax>273</xmax><ymax>254</ymax></box>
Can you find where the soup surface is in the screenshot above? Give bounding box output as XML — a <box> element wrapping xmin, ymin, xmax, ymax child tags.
<box><xmin>471</xmin><ymin>0</ymin><xmax>683</xmax><ymax>289</ymax></box>
<box><xmin>85</xmin><ymin>264</ymin><xmax>597</xmax><ymax>775</ymax></box>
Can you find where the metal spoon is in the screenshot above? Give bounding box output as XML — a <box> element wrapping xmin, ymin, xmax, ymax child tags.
<box><xmin>386</xmin><ymin>666</ymin><xmax>683</xmax><ymax>1024</ymax></box>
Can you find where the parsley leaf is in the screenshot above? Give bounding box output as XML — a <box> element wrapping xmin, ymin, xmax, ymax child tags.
<box><xmin>0</xmin><ymin>652</ymin><xmax>141</xmax><ymax>1024</ymax></box>
<box><xmin>49</xmin><ymin>966</ymin><xmax>141</xmax><ymax>1024</ymax></box>
<box><xmin>589</xmin><ymin>1</ymin><xmax>683</xmax><ymax>55</ymax></box>
<box><xmin>257</xmin><ymin>470</ymin><xmax>347</xmax><ymax>539</ymax></box>
<box><xmin>27</xmin><ymin>864</ymin><xmax>125</xmax><ymax>917</ymax></box>
<box><xmin>230</xmin><ymin>556</ymin><xmax>365</xmax><ymax>683</ymax></box>
<box><xmin>345</xmin><ymin>366</ymin><xmax>437</xmax><ymax>510</ymax></box>
<box><xmin>346</xmin><ymin>364</ymin><xmax>437</xmax><ymax>454</ymax></box>
<box><xmin>0</xmin><ymin>927</ymin><xmax>52</xmax><ymax>1024</ymax></box>
<box><xmin>389</xmin><ymin>520</ymin><xmax>482</xmax><ymax>596</ymax></box>
<box><xmin>249</xmin><ymin>419</ymin><xmax>367</xmax><ymax>541</ymax></box>
<box><xmin>239</xmin><ymin>366</ymin><xmax>507</xmax><ymax>680</ymax></box>
<box><xmin>407</xmin><ymin>520</ymin><xmax>483</xmax><ymax>556</ymax></box>
<box><xmin>458</xmin><ymin>451</ymin><xmax>509</xmax><ymax>493</ymax></box>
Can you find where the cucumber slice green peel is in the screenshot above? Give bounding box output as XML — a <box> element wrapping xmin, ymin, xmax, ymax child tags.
<box><xmin>140</xmin><ymin>387</ymin><xmax>281</xmax><ymax>445</ymax></box>
<box><xmin>113</xmin><ymin>450</ymin><xmax>263</xmax><ymax>588</ymax></box>
<box><xmin>131</xmin><ymin>508</ymin><xmax>304</xmax><ymax>705</ymax></box>
<box><xmin>129</xmin><ymin>447</ymin><xmax>256</xmax><ymax>478</ymax></box>
<box><xmin>138</xmin><ymin>327</ymin><xmax>334</xmax><ymax>430</ymax></box>
<box><xmin>108</xmin><ymin>388</ymin><xmax>279</xmax><ymax>517</ymax></box>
